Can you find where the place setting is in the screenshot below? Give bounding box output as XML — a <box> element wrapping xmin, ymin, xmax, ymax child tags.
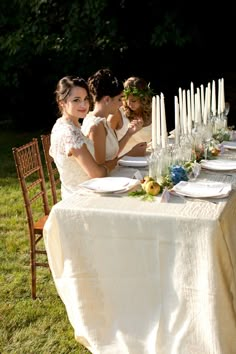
<box><xmin>171</xmin><ymin>180</ymin><xmax>232</xmax><ymax>199</ymax></box>
<box><xmin>200</xmin><ymin>159</ymin><xmax>236</xmax><ymax>171</ymax></box>
<box><xmin>79</xmin><ymin>176</ymin><xmax>141</xmax><ymax>194</ymax></box>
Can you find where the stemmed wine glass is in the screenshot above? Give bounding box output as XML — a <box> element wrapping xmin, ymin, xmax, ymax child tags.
<box><xmin>224</xmin><ymin>102</ymin><xmax>230</xmax><ymax>117</ymax></box>
<box><xmin>201</xmin><ymin>124</ymin><xmax>213</xmax><ymax>160</ymax></box>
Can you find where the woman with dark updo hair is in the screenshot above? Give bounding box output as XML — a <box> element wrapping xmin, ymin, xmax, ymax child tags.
<box><xmin>81</xmin><ymin>68</ymin><xmax>146</xmax><ymax>165</ymax></box>
<box><xmin>50</xmin><ymin>75</ymin><xmax>117</xmax><ymax>200</ymax></box>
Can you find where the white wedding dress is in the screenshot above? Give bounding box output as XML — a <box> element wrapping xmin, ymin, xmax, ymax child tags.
<box><xmin>82</xmin><ymin>113</ymin><xmax>119</xmax><ymax>160</ymax></box>
<box><xmin>50</xmin><ymin>118</ymin><xmax>94</xmax><ymax>200</ymax></box>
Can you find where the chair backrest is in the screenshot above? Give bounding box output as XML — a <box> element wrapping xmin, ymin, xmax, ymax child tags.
<box><xmin>12</xmin><ymin>138</ymin><xmax>50</xmax><ymax>299</ymax></box>
<box><xmin>40</xmin><ymin>134</ymin><xmax>61</xmax><ymax>205</ymax></box>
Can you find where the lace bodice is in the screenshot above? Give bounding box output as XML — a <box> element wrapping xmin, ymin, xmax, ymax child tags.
<box><xmin>50</xmin><ymin>117</ymin><xmax>94</xmax><ymax>199</ymax></box>
<box><xmin>82</xmin><ymin>113</ymin><xmax>119</xmax><ymax>161</ymax></box>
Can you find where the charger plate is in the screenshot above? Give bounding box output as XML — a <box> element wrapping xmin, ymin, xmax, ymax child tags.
<box><xmin>201</xmin><ymin>159</ymin><xmax>236</xmax><ymax>171</ymax></box>
<box><xmin>118</xmin><ymin>156</ymin><xmax>148</xmax><ymax>167</ymax></box>
<box><xmin>79</xmin><ymin>177</ymin><xmax>140</xmax><ymax>193</ymax></box>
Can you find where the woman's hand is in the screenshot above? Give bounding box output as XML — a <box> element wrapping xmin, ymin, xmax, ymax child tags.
<box><xmin>127</xmin><ymin>118</ymin><xmax>143</xmax><ymax>136</ymax></box>
<box><xmin>103</xmin><ymin>157</ymin><xmax>118</xmax><ymax>173</ymax></box>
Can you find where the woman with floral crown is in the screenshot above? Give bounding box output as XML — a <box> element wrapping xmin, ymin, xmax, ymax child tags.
<box><xmin>108</xmin><ymin>76</ymin><xmax>153</xmax><ymax>155</ymax></box>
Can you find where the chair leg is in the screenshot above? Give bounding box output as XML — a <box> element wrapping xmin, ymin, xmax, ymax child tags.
<box><xmin>30</xmin><ymin>251</ymin><xmax>37</xmax><ymax>300</ymax></box>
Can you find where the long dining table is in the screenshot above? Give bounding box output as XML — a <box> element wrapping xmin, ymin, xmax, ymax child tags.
<box><xmin>43</xmin><ymin>151</ymin><xmax>236</xmax><ymax>354</ymax></box>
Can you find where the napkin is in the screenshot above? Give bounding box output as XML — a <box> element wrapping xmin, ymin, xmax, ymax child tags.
<box><xmin>172</xmin><ymin>181</ymin><xmax>232</xmax><ymax>198</ymax></box>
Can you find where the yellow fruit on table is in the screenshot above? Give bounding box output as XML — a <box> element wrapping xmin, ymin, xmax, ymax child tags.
<box><xmin>145</xmin><ymin>181</ymin><xmax>161</xmax><ymax>196</ymax></box>
<box><xmin>141</xmin><ymin>176</ymin><xmax>154</xmax><ymax>191</ymax></box>
<box><xmin>211</xmin><ymin>148</ymin><xmax>220</xmax><ymax>156</ymax></box>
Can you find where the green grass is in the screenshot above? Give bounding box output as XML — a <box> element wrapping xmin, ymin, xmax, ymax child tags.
<box><xmin>0</xmin><ymin>129</ymin><xmax>91</xmax><ymax>354</ymax></box>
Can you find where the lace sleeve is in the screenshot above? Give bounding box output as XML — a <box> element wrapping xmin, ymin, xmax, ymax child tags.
<box><xmin>63</xmin><ymin>124</ymin><xmax>86</xmax><ymax>155</ymax></box>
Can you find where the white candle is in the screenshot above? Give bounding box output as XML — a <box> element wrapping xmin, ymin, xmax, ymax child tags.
<box><xmin>160</xmin><ymin>93</ymin><xmax>167</xmax><ymax>148</ymax></box>
<box><xmin>211</xmin><ymin>80</ymin><xmax>216</xmax><ymax>116</ymax></box>
<box><xmin>197</xmin><ymin>88</ymin><xmax>202</xmax><ymax>125</ymax></box>
<box><xmin>218</xmin><ymin>78</ymin><xmax>221</xmax><ymax>115</ymax></box>
<box><xmin>187</xmin><ymin>89</ymin><xmax>192</xmax><ymax>135</ymax></box>
<box><xmin>200</xmin><ymin>84</ymin><xmax>204</xmax><ymax>119</ymax></box>
<box><xmin>151</xmin><ymin>96</ymin><xmax>157</xmax><ymax>149</ymax></box>
<box><xmin>203</xmin><ymin>86</ymin><xmax>208</xmax><ymax>125</ymax></box>
<box><xmin>207</xmin><ymin>82</ymin><xmax>211</xmax><ymax>120</ymax></box>
<box><xmin>221</xmin><ymin>78</ymin><xmax>225</xmax><ymax>114</ymax></box>
<box><xmin>178</xmin><ymin>87</ymin><xmax>183</xmax><ymax>135</ymax></box>
<box><xmin>174</xmin><ymin>96</ymin><xmax>180</xmax><ymax>144</ymax></box>
<box><xmin>194</xmin><ymin>93</ymin><xmax>201</xmax><ymax>126</ymax></box>
<box><xmin>182</xmin><ymin>90</ymin><xmax>187</xmax><ymax>135</ymax></box>
<box><xmin>156</xmin><ymin>95</ymin><xmax>161</xmax><ymax>146</ymax></box>
<box><xmin>190</xmin><ymin>82</ymin><xmax>195</xmax><ymax>123</ymax></box>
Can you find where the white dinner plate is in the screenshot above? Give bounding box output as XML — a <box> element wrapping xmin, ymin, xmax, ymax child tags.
<box><xmin>201</xmin><ymin>159</ymin><xmax>236</xmax><ymax>171</ymax></box>
<box><xmin>79</xmin><ymin>177</ymin><xmax>140</xmax><ymax>193</ymax></box>
<box><xmin>172</xmin><ymin>181</ymin><xmax>232</xmax><ymax>198</ymax></box>
<box><xmin>118</xmin><ymin>156</ymin><xmax>148</xmax><ymax>167</ymax></box>
<box><xmin>222</xmin><ymin>141</ymin><xmax>236</xmax><ymax>150</ymax></box>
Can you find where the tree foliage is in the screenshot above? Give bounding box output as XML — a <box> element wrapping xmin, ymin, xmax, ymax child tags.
<box><xmin>1</xmin><ymin>0</ymin><xmax>232</xmax><ymax>129</ymax></box>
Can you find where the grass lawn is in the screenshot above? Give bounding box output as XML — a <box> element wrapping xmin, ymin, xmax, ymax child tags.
<box><xmin>0</xmin><ymin>128</ymin><xmax>90</xmax><ymax>354</ymax></box>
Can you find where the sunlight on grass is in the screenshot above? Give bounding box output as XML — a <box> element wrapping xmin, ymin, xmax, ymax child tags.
<box><xmin>0</xmin><ymin>129</ymin><xmax>91</xmax><ymax>354</ymax></box>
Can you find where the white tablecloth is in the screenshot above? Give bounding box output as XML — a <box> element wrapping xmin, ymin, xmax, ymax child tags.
<box><xmin>43</xmin><ymin>160</ymin><xmax>236</xmax><ymax>354</ymax></box>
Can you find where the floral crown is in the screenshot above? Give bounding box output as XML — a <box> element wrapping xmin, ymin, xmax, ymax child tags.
<box><xmin>123</xmin><ymin>83</ymin><xmax>154</xmax><ymax>99</ymax></box>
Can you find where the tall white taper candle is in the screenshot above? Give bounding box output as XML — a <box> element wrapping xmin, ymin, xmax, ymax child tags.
<box><xmin>200</xmin><ymin>84</ymin><xmax>205</xmax><ymax>118</ymax></box>
<box><xmin>182</xmin><ymin>90</ymin><xmax>187</xmax><ymax>135</ymax></box>
<box><xmin>174</xmin><ymin>96</ymin><xmax>180</xmax><ymax>145</ymax></box>
<box><xmin>156</xmin><ymin>95</ymin><xmax>161</xmax><ymax>146</ymax></box>
<box><xmin>221</xmin><ymin>78</ymin><xmax>225</xmax><ymax>114</ymax></box>
<box><xmin>211</xmin><ymin>80</ymin><xmax>216</xmax><ymax>116</ymax></box>
<box><xmin>160</xmin><ymin>93</ymin><xmax>167</xmax><ymax>148</ymax></box>
<box><xmin>178</xmin><ymin>87</ymin><xmax>183</xmax><ymax>135</ymax></box>
<box><xmin>187</xmin><ymin>90</ymin><xmax>192</xmax><ymax>135</ymax></box>
<box><xmin>151</xmin><ymin>95</ymin><xmax>157</xmax><ymax>149</ymax></box>
<box><xmin>190</xmin><ymin>82</ymin><xmax>195</xmax><ymax>123</ymax></box>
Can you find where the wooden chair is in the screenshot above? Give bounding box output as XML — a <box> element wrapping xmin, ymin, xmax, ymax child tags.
<box><xmin>12</xmin><ymin>138</ymin><xmax>50</xmax><ymax>299</ymax></box>
<box><xmin>40</xmin><ymin>134</ymin><xmax>61</xmax><ymax>205</ymax></box>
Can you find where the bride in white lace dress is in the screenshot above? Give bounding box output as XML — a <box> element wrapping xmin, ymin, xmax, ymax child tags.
<box><xmin>81</xmin><ymin>68</ymin><xmax>146</xmax><ymax>165</ymax></box>
<box><xmin>50</xmin><ymin>76</ymin><xmax>117</xmax><ymax>200</ymax></box>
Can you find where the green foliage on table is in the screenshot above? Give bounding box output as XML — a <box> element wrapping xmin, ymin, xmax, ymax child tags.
<box><xmin>128</xmin><ymin>189</ymin><xmax>155</xmax><ymax>201</ymax></box>
<box><xmin>212</xmin><ymin>128</ymin><xmax>231</xmax><ymax>143</ymax></box>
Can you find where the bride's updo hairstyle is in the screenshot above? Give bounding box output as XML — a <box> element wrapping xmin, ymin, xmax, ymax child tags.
<box><xmin>55</xmin><ymin>76</ymin><xmax>91</xmax><ymax>114</ymax></box>
<box><xmin>88</xmin><ymin>68</ymin><xmax>124</xmax><ymax>102</ymax></box>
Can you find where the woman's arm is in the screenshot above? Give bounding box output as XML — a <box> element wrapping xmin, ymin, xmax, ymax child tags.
<box><xmin>87</xmin><ymin>121</ymin><xmax>107</xmax><ymax>164</ymax></box>
<box><xmin>118</xmin><ymin>119</ymin><xmax>143</xmax><ymax>154</ymax></box>
<box><xmin>71</xmin><ymin>144</ymin><xmax>117</xmax><ymax>178</ymax></box>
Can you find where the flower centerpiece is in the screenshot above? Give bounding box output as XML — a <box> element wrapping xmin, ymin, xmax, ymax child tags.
<box><xmin>161</xmin><ymin>165</ymin><xmax>189</xmax><ymax>189</ymax></box>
